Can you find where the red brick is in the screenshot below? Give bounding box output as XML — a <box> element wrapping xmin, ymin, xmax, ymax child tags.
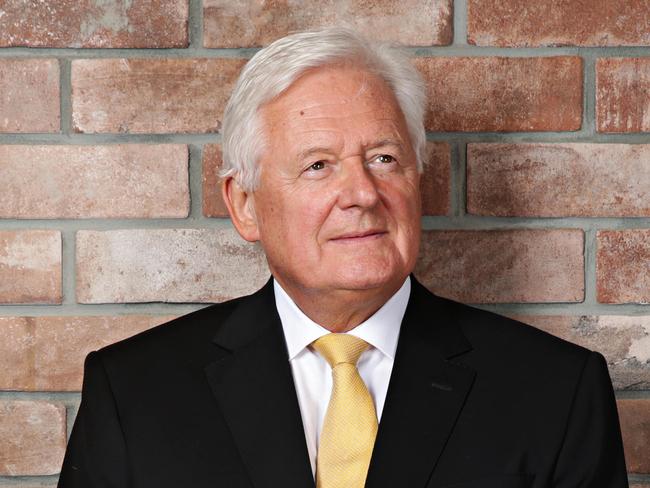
<box><xmin>513</xmin><ymin>315</ymin><xmax>650</xmax><ymax>390</ymax></box>
<box><xmin>0</xmin><ymin>59</ymin><xmax>59</xmax><ymax>133</ymax></box>
<box><xmin>0</xmin><ymin>315</ymin><xmax>173</xmax><ymax>391</ymax></box>
<box><xmin>203</xmin><ymin>0</ymin><xmax>452</xmax><ymax>48</ymax></box>
<box><xmin>202</xmin><ymin>144</ymin><xmax>229</xmax><ymax>218</ymax></box>
<box><xmin>76</xmin><ymin>229</ymin><xmax>270</xmax><ymax>303</ymax></box>
<box><xmin>421</xmin><ymin>142</ymin><xmax>451</xmax><ymax>216</ymax></box>
<box><xmin>0</xmin><ymin>401</ymin><xmax>66</xmax><ymax>475</ymax></box>
<box><xmin>598</xmin><ymin>230</ymin><xmax>650</xmax><ymax>304</ymax></box>
<box><xmin>0</xmin><ymin>145</ymin><xmax>188</xmax><ymax>218</ymax></box>
<box><xmin>618</xmin><ymin>399</ymin><xmax>650</xmax><ymax>473</ymax></box>
<box><xmin>597</xmin><ymin>58</ymin><xmax>650</xmax><ymax>133</ymax></box>
<box><xmin>414</xmin><ymin>229</ymin><xmax>584</xmax><ymax>303</ymax></box>
<box><xmin>468</xmin><ymin>0</ymin><xmax>650</xmax><ymax>47</ymax></box>
<box><xmin>0</xmin><ymin>231</ymin><xmax>61</xmax><ymax>304</ymax></box>
<box><xmin>467</xmin><ymin>143</ymin><xmax>650</xmax><ymax>217</ymax></box>
<box><xmin>0</xmin><ymin>0</ymin><xmax>187</xmax><ymax>48</ymax></box>
<box><xmin>414</xmin><ymin>57</ymin><xmax>583</xmax><ymax>132</ymax></box>
<box><xmin>71</xmin><ymin>58</ymin><xmax>245</xmax><ymax>134</ymax></box>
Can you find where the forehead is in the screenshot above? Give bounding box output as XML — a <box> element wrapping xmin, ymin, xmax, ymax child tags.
<box><xmin>259</xmin><ymin>65</ymin><xmax>409</xmax><ymax>149</ymax></box>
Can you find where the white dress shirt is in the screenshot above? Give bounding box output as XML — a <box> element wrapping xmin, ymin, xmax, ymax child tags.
<box><xmin>273</xmin><ymin>277</ymin><xmax>411</xmax><ymax>477</ymax></box>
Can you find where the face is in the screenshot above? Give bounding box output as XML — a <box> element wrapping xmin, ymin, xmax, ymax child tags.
<box><xmin>232</xmin><ymin>65</ymin><xmax>421</xmax><ymax>299</ymax></box>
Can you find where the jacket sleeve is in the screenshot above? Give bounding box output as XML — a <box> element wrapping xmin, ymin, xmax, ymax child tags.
<box><xmin>552</xmin><ymin>351</ymin><xmax>629</xmax><ymax>487</ymax></box>
<box><xmin>58</xmin><ymin>351</ymin><xmax>130</xmax><ymax>488</ymax></box>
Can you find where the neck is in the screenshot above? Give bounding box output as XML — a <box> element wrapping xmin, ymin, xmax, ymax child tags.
<box><xmin>275</xmin><ymin>276</ymin><xmax>407</xmax><ymax>332</ymax></box>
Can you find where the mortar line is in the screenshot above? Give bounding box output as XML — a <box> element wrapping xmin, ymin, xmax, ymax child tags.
<box><xmin>1</xmin><ymin>45</ymin><xmax>650</xmax><ymax>58</ymax></box>
<box><xmin>0</xmin><ymin>475</ymin><xmax>61</xmax><ymax>486</ymax></box>
<box><xmin>59</xmin><ymin>58</ymin><xmax>72</xmax><ymax>135</ymax></box>
<box><xmin>0</xmin><ymin>303</ymin><xmax>206</xmax><ymax>317</ymax></box>
<box><xmin>0</xmin><ymin>133</ymin><xmax>224</xmax><ymax>144</ymax></box>
<box><xmin>445</xmin><ymin>141</ymin><xmax>459</xmax><ymax>217</ymax></box>
<box><xmin>424</xmin><ymin>132</ymin><xmax>650</xmax><ymax>144</ymax></box>
<box><xmin>66</xmin><ymin>401</ymin><xmax>80</xmax><ymax>440</ymax></box>
<box><xmin>188</xmin><ymin>0</ymin><xmax>203</xmax><ymax>49</ymax></box>
<box><xmin>188</xmin><ymin>143</ymin><xmax>204</xmax><ymax>219</ymax></box>
<box><xmin>455</xmin><ymin>141</ymin><xmax>467</xmax><ymax>217</ymax></box>
<box><xmin>452</xmin><ymin>0</ymin><xmax>468</xmax><ymax>46</ymax></box>
<box><xmin>2</xmin><ymin>215</ymin><xmax>650</xmax><ymax>231</ymax></box>
<box><xmin>0</xmin><ymin>390</ymin><xmax>81</xmax><ymax>402</ymax></box>
<box><xmin>582</xmin><ymin>52</ymin><xmax>597</xmax><ymax>136</ymax></box>
<box><xmin>628</xmin><ymin>475</ymin><xmax>650</xmax><ymax>485</ymax></box>
<box><xmin>3</xmin><ymin>131</ymin><xmax>649</xmax><ymax>145</ymax></box>
<box><xmin>615</xmin><ymin>390</ymin><xmax>650</xmax><ymax>400</ymax></box>
<box><xmin>583</xmin><ymin>228</ymin><xmax>598</xmax><ymax>306</ymax></box>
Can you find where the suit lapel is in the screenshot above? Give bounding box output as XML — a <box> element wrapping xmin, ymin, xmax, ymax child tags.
<box><xmin>366</xmin><ymin>279</ymin><xmax>476</xmax><ymax>488</ymax></box>
<box><xmin>204</xmin><ymin>280</ymin><xmax>315</xmax><ymax>488</ymax></box>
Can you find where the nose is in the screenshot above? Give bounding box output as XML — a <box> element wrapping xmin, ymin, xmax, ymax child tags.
<box><xmin>336</xmin><ymin>160</ymin><xmax>380</xmax><ymax>210</ymax></box>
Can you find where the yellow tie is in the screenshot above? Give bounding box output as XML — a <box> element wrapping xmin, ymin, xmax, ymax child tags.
<box><xmin>312</xmin><ymin>334</ymin><xmax>378</xmax><ymax>488</ymax></box>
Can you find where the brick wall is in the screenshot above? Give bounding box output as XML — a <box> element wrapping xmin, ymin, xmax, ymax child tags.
<box><xmin>0</xmin><ymin>0</ymin><xmax>648</xmax><ymax>484</ymax></box>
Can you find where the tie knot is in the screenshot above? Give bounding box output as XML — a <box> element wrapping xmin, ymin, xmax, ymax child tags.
<box><xmin>312</xmin><ymin>333</ymin><xmax>369</xmax><ymax>368</ymax></box>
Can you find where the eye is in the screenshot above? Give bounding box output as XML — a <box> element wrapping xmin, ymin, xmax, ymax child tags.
<box><xmin>308</xmin><ymin>161</ymin><xmax>326</xmax><ymax>171</ymax></box>
<box><xmin>374</xmin><ymin>154</ymin><xmax>395</xmax><ymax>164</ymax></box>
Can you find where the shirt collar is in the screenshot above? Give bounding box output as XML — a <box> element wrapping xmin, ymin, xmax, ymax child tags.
<box><xmin>274</xmin><ymin>277</ymin><xmax>410</xmax><ymax>361</ymax></box>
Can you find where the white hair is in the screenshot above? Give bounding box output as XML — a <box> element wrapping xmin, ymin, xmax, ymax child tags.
<box><xmin>220</xmin><ymin>26</ymin><xmax>427</xmax><ymax>191</ymax></box>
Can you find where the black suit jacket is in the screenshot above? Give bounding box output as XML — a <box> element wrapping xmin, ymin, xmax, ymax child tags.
<box><xmin>58</xmin><ymin>278</ymin><xmax>628</xmax><ymax>488</ymax></box>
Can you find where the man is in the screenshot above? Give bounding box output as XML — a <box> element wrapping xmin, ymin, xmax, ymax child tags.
<box><xmin>58</xmin><ymin>27</ymin><xmax>628</xmax><ymax>487</ymax></box>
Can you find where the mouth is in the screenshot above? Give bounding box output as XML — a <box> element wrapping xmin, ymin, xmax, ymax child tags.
<box><xmin>330</xmin><ymin>229</ymin><xmax>388</xmax><ymax>242</ymax></box>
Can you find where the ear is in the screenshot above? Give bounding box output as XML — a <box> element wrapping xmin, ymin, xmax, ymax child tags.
<box><xmin>222</xmin><ymin>177</ymin><xmax>260</xmax><ymax>242</ymax></box>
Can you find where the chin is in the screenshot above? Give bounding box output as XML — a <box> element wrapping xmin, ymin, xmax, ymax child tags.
<box><xmin>330</xmin><ymin>266</ymin><xmax>404</xmax><ymax>292</ymax></box>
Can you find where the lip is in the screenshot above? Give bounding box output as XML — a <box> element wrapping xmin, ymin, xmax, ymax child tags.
<box><xmin>330</xmin><ymin>229</ymin><xmax>388</xmax><ymax>242</ymax></box>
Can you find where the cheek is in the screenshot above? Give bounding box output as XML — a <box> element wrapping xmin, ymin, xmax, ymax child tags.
<box><xmin>383</xmin><ymin>180</ymin><xmax>421</xmax><ymax>220</ymax></box>
<box><xmin>294</xmin><ymin>187</ymin><xmax>339</xmax><ymax>231</ymax></box>
<box><xmin>262</xmin><ymin>193</ymin><xmax>334</xmax><ymax>252</ymax></box>
<box><xmin>385</xmin><ymin>184</ymin><xmax>421</xmax><ymax>249</ymax></box>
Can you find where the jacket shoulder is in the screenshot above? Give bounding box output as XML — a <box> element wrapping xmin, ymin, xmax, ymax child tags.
<box><xmin>94</xmin><ymin>291</ymin><xmax>254</xmax><ymax>368</ymax></box>
<box><xmin>449</xmin><ymin>298</ymin><xmax>590</xmax><ymax>359</ymax></box>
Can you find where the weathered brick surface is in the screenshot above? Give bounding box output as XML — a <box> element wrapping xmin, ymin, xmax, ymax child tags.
<box><xmin>414</xmin><ymin>229</ymin><xmax>584</xmax><ymax>303</ymax></box>
<box><xmin>0</xmin><ymin>59</ymin><xmax>59</xmax><ymax>133</ymax></box>
<box><xmin>618</xmin><ymin>399</ymin><xmax>650</xmax><ymax>473</ymax></box>
<box><xmin>513</xmin><ymin>315</ymin><xmax>650</xmax><ymax>390</ymax></box>
<box><xmin>467</xmin><ymin>143</ymin><xmax>650</xmax><ymax>217</ymax></box>
<box><xmin>203</xmin><ymin>0</ymin><xmax>452</xmax><ymax>48</ymax></box>
<box><xmin>0</xmin><ymin>401</ymin><xmax>66</xmax><ymax>475</ymax></box>
<box><xmin>0</xmin><ymin>0</ymin><xmax>188</xmax><ymax>48</ymax></box>
<box><xmin>76</xmin><ymin>229</ymin><xmax>270</xmax><ymax>303</ymax></box>
<box><xmin>0</xmin><ymin>145</ymin><xmax>189</xmax><ymax>219</ymax></box>
<box><xmin>0</xmin><ymin>231</ymin><xmax>61</xmax><ymax>304</ymax></box>
<box><xmin>421</xmin><ymin>142</ymin><xmax>451</xmax><ymax>216</ymax></box>
<box><xmin>0</xmin><ymin>315</ymin><xmax>173</xmax><ymax>391</ymax></box>
<box><xmin>468</xmin><ymin>0</ymin><xmax>650</xmax><ymax>47</ymax></box>
<box><xmin>414</xmin><ymin>57</ymin><xmax>583</xmax><ymax>132</ymax></box>
<box><xmin>203</xmin><ymin>144</ymin><xmax>229</xmax><ymax>218</ymax></box>
<box><xmin>71</xmin><ymin>58</ymin><xmax>245</xmax><ymax>133</ymax></box>
<box><xmin>597</xmin><ymin>58</ymin><xmax>650</xmax><ymax>133</ymax></box>
<box><xmin>597</xmin><ymin>230</ymin><xmax>650</xmax><ymax>304</ymax></box>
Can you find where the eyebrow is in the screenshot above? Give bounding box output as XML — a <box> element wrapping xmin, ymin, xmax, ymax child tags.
<box><xmin>297</xmin><ymin>146</ymin><xmax>335</xmax><ymax>162</ymax></box>
<box><xmin>365</xmin><ymin>138</ymin><xmax>405</xmax><ymax>152</ymax></box>
<box><xmin>296</xmin><ymin>138</ymin><xmax>405</xmax><ymax>162</ymax></box>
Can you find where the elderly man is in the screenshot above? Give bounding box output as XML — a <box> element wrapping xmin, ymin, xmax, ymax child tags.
<box><xmin>59</xmin><ymin>28</ymin><xmax>627</xmax><ymax>488</ymax></box>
